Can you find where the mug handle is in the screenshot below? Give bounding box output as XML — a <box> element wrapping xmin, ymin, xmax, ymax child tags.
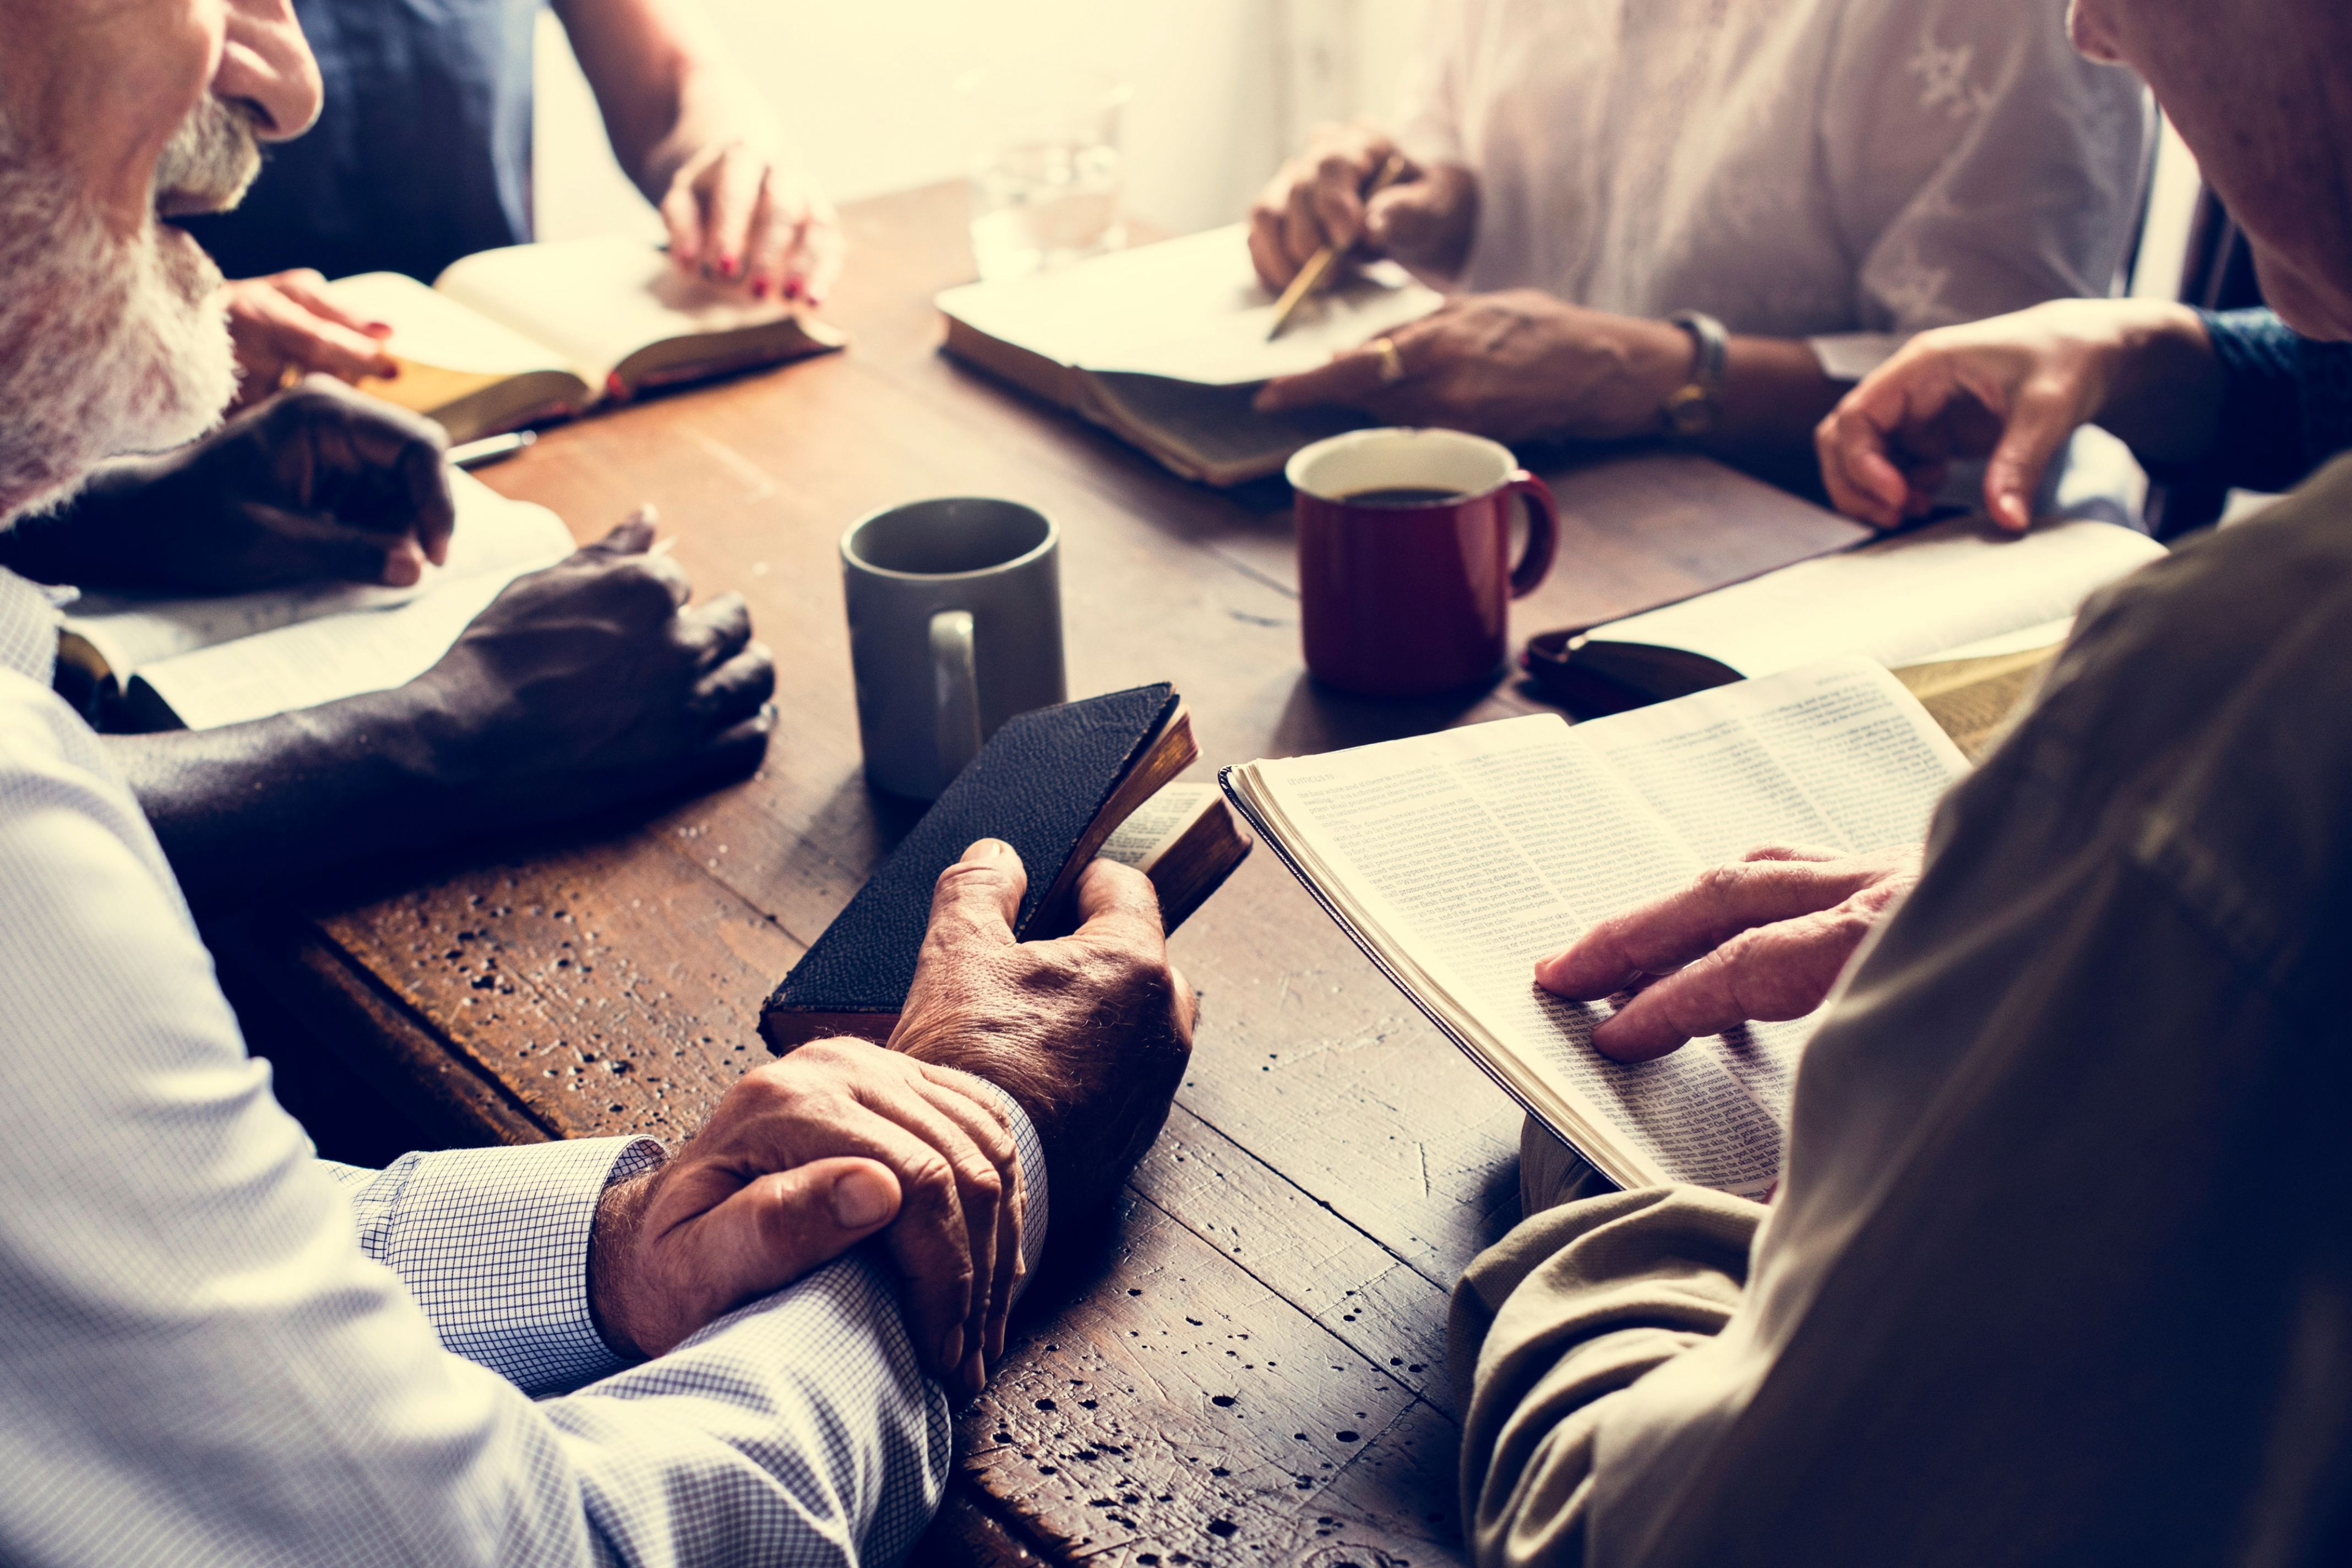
<box><xmin>1504</xmin><ymin>470</ymin><xmax>1560</xmax><ymax>598</ymax></box>
<box><xmin>930</xmin><ymin>609</ymin><xmax>984</xmax><ymax>783</ymax></box>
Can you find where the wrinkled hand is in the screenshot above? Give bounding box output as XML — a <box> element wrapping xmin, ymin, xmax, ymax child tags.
<box><xmin>891</xmin><ymin>840</ymin><xmax>1195</xmax><ymax>1231</ymax></box>
<box><xmin>661</xmin><ymin>140</ymin><xmax>844</xmax><ymax>304</ymax></box>
<box><xmin>410</xmin><ymin>512</ymin><xmax>774</xmax><ymax>816</ymax></box>
<box><xmin>1815</xmin><ymin>299</ymin><xmax>2215</xmax><ymax>533</ymax></box>
<box><xmin>27</xmin><ymin>376</ymin><xmax>453</xmax><ymax>592</ymax></box>
<box><xmin>589</xmin><ymin>1035</ymin><xmax>1021</xmax><ymax>1392</ymax></box>
<box><xmin>1536</xmin><ymin>844</ymin><xmax>1921</xmax><ymax>1061</ymax></box>
<box><xmin>1255</xmin><ymin>290</ymin><xmax>1692</xmax><ymax>443</ymax></box>
<box><xmin>1247</xmin><ymin>121</ymin><xmax>1476</xmax><ymax>290</ymax></box>
<box><xmin>221</xmin><ymin>270</ymin><xmax>400</xmax><ymax>406</ymax></box>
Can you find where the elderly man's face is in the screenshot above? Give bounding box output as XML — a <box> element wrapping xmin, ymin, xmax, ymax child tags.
<box><xmin>2071</xmin><ymin>0</ymin><xmax>2352</xmax><ymax>339</ymax></box>
<box><xmin>0</xmin><ymin>0</ymin><xmax>319</xmax><ymax>522</ymax></box>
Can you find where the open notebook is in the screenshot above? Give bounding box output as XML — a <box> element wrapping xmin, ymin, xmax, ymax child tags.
<box><xmin>937</xmin><ymin>224</ymin><xmax>1443</xmax><ymax>485</ymax></box>
<box><xmin>1225</xmin><ymin>657</ymin><xmax>1968</xmax><ymax>1195</ymax></box>
<box><xmin>58</xmin><ymin>471</ymin><xmax>574</xmax><ymax>731</ymax></box>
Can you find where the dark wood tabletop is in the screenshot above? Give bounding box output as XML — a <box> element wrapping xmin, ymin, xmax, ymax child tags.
<box><xmin>228</xmin><ymin>181</ymin><xmax>1869</xmax><ymax>1567</ymax></box>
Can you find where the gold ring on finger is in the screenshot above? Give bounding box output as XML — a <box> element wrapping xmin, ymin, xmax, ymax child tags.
<box><xmin>1371</xmin><ymin>336</ymin><xmax>1407</xmax><ymax>385</ymax></box>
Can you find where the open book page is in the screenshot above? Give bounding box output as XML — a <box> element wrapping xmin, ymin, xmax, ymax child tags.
<box><xmin>1234</xmin><ymin>658</ymin><xmax>1966</xmax><ymax>1194</ymax></box>
<box><xmin>1585</xmin><ymin>516</ymin><xmax>2164</xmax><ymax>678</ymax></box>
<box><xmin>434</xmin><ymin>236</ymin><xmax>830</xmax><ymax>387</ymax></box>
<box><xmin>935</xmin><ymin>224</ymin><xmax>1442</xmax><ymax>386</ymax></box>
<box><xmin>328</xmin><ymin>271</ymin><xmax>572</xmax><ymax>380</ymax></box>
<box><xmin>129</xmin><ymin>478</ymin><xmax>574</xmax><ymax>730</ymax></box>
<box><xmin>61</xmin><ymin>470</ymin><xmax>548</xmax><ymax>678</ymax></box>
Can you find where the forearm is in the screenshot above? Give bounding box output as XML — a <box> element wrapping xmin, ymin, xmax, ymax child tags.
<box><xmin>2089</xmin><ymin>301</ymin><xmax>2227</xmax><ymax>472</ymax></box>
<box><xmin>1696</xmin><ymin>336</ymin><xmax>1852</xmax><ymax>494</ymax></box>
<box><xmin>0</xmin><ymin>455</ymin><xmax>168</xmax><ymax>586</ymax></box>
<box><xmin>1452</xmin><ymin>1185</ymin><xmax>1756</xmax><ymax>1568</ymax></box>
<box><xmin>102</xmin><ymin>685</ymin><xmax>447</xmax><ymax>901</ymax></box>
<box><xmin>558</xmin><ymin>0</ymin><xmax>777</xmax><ymax>199</ymax></box>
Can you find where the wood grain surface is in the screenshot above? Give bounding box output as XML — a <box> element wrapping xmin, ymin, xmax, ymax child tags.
<box><xmin>255</xmin><ymin>182</ymin><xmax>1868</xmax><ymax>1565</ymax></box>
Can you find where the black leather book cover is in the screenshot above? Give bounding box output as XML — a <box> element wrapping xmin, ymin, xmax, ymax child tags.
<box><xmin>760</xmin><ymin>682</ymin><xmax>1177</xmax><ymax>1051</ymax></box>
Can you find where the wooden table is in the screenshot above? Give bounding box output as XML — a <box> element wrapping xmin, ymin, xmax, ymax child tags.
<box><xmin>230</xmin><ymin>182</ymin><xmax>1867</xmax><ymax>1566</ymax></box>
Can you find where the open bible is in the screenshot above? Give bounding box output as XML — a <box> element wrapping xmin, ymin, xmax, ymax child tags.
<box><xmin>328</xmin><ymin>236</ymin><xmax>846</xmax><ymax>443</ymax></box>
<box><xmin>937</xmin><ymin>224</ymin><xmax>1441</xmax><ymax>485</ymax></box>
<box><xmin>1222</xmin><ymin>657</ymin><xmax>1968</xmax><ymax>1195</ymax></box>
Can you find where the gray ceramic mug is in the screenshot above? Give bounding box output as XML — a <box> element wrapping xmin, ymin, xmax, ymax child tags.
<box><xmin>840</xmin><ymin>497</ymin><xmax>1068</xmax><ymax>799</ymax></box>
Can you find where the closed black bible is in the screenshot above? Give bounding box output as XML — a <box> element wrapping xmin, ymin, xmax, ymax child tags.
<box><xmin>760</xmin><ymin>682</ymin><xmax>1202</xmax><ymax>1052</ymax></box>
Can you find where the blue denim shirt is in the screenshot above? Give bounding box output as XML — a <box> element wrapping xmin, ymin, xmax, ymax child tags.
<box><xmin>2159</xmin><ymin>308</ymin><xmax>2352</xmax><ymax>494</ymax></box>
<box><xmin>183</xmin><ymin>0</ymin><xmax>542</xmax><ymax>284</ymax></box>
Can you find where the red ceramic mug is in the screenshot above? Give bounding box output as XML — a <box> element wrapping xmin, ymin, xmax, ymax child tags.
<box><xmin>1288</xmin><ymin>428</ymin><xmax>1560</xmax><ymax>696</ymax></box>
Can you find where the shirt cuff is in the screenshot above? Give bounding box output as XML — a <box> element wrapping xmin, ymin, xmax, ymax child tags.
<box><xmin>333</xmin><ymin>1135</ymin><xmax>664</xmax><ymax>1395</ymax></box>
<box><xmin>971</xmin><ymin>1080</ymin><xmax>1051</xmax><ymax>1300</ymax></box>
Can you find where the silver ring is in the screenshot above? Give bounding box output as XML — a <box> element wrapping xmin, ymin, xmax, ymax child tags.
<box><xmin>1370</xmin><ymin>336</ymin><xmax>1407</xmax><ymax>385</ymax></box>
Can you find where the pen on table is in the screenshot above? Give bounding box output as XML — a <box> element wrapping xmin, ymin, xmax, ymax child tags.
<box><xmin>447</xmin><ymin>430</ymin><xmax>537</xmax><ymax>469</ymax></box>
<box><xmin>1265</xmin><ymin>151</ymin><xmax>1410</xmax><ymax>342</ymax></box>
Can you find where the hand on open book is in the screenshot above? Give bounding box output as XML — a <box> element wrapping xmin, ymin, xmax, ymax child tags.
<box><xmin>588</xmin><ymin>1035</ymin><xmax>1019</xmax><ymax>1397</ymax></box>
<box><xmin>220</xmin><ymin>270</ymin><xmax>400</xmax><ymax>410</ymax></box>
<box><xmin>1248</xmin><ymin>121</ymin><xmax>1477</xmax><ymax>290</ymax></box>
<box><xmin>890</xmin><ymin>839</ymin><xmax>1195</xmax><ymax>1304</ymax></box>
<box><xmin>0</xmin><ymin>376</ymin><xmax>453</xmax><ymax>592</ymax></box>
<box><xmin>1536</xmin><ymin>844</ymin><xmax>1923</xmax><ymax>1062</ymax></box>
<box><xmin>660</xmin><ymin>143</ymin><xmax>845</xmax><ymax>306</ymax></box>
<box><xmin>1255</xmin><ymin>291</ymin><xmax>1695</xmax><ymax>444</ymax></box>
<box><xmin>1816</xmin><ymin>298</ymin><xmax>2225</xmax><ymax>533</ymax></box>
<box><xmin>407</xmin><ymin>509</ymin><xmax>775</xmax><ymax>819</ymax></box>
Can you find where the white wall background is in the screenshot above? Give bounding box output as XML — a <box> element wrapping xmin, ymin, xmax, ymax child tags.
<box><xmin>535</xmin><ymin>0</ymin><xmax>1428</xmax><ymax>246</ymax></box>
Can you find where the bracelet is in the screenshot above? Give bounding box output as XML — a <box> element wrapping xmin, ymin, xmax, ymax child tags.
<box><xmin>1662</xmin><ymin>309</ymin><xmax>1729</xmax><ymax>438</ymax></box>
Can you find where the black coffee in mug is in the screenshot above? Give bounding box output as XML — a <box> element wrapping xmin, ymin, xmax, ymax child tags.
<box><xmin>1338</xmin><ymin>486</ymin><xmax>1469</xmax><ymax>507</ymax></box>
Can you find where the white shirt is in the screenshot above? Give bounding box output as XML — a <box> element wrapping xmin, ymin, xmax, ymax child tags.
<box><xmin>1397</xmin><ymin>0</ymin><xmax>2154</xmax><ymax>376</ymax></box>
<box><xmin>0</xmin><ymin>563</ymin><xmax>1047</xmax><ymax>1567</ymax></box>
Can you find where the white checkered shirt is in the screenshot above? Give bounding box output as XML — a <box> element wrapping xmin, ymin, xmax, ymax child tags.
<box><xmin>0</xmin><ymin>565</ymin><xmax>1048</xmax><ymax>1566</ymax></box>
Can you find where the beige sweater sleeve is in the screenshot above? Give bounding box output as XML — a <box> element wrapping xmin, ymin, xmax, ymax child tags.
<box><xmin>1451</xmin><ymin>1186</ymin><xmax>1760</xmax><ymax>1568</ymax></box>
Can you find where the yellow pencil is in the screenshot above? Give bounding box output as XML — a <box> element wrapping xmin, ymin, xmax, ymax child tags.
<box><xmin>1265</xmin><ymin>152</ymin><xmax>1409</xmax><ymax>341</ymax></box>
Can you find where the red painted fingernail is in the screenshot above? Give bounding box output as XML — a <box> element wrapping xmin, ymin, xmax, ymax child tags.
<box><xmin>719</xmin><ymin>255</ymin><xmax>739</xmax><ymax>280</ymax></box>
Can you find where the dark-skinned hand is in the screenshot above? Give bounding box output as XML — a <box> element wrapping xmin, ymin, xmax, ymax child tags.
<box><xmin>403</xmin><ymin>511</ymin><xmax>775</xmax><ymax>821</ymax></box>
<box><xmin>0</xmin><ymin>375</ymin><xmax>452</xmax><ymax>592</ymax></box>
<box><xmin>1535</xmin><ymin>843</ymin><xmax>1922</xmax><ymax>1062</ymax></box>
<box><xmin>1254</xmin><ymin>290</ymin><xmax>1695</xmax><ymax>444</ymax></box>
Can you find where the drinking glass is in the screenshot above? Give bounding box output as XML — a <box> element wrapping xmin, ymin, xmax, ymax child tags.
<box><xmin>956</xmin><ymin>61</ymin><xmax>1131</xmax><ymax>281</ymax></box>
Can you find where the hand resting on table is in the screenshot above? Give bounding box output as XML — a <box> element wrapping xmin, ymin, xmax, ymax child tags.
<box><xmin>592</xmin><ymin>839</ymin><xmax>1193</xmax><ymax>1398</ymax></box>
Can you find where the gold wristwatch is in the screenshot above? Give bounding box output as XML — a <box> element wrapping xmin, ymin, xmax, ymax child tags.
<box><xmin>1662</xmin><ymin>309</ymin><xmax>1729</xmax><ymax>437</ymax></box>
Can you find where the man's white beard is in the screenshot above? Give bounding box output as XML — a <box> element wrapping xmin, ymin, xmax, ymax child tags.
<box><xmin>0</xmin><ymin>116</ymin><xmax>241</xmax><ymax>527</ymax></box>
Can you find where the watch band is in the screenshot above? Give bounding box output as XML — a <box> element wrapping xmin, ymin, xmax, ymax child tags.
<box><xmin>1662</xmin><ymin>309</ymin><xmax>1729</xmax><ymax>437</ymax></box>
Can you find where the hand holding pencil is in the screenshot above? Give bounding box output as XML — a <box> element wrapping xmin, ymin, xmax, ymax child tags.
<box><xmin>1246</xmin><ymin>124</ymin><xmax>1478</xmax><ymax>329</ymax></box>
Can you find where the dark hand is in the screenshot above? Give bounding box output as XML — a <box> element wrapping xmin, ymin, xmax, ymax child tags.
<box><xmin>1247</xmin><ymin>121</ymin><xmax>1477</xmax><ymax>288</ymax></box>
<box><xmin>590</xmin><ymin>1036</ymin><xmax>1021</xmax><ymax>1393</ymax></box>
<box><xmin>409</xmin><ymin>513</ymin><xmax>775</xmax><ymax>818</ymax></box>
<box><xmin>1254</xmin><ymin>291</ymin><xmax>1694</xmax><ymax>443</ymax></box>
<box><xmin>10</xmin><ymin>376</ymin><xmax>454</xmax><ymax>592</ymax></box>
<box><xmin>1534</xmin><ymin>844</ymin><xmax>1921</xmax><ymax>1061</ymax></box>
<box><xmin>890</xmin><ymin>839</ymin><xmax>1195</xmax><ymax>1228</ymax></box>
